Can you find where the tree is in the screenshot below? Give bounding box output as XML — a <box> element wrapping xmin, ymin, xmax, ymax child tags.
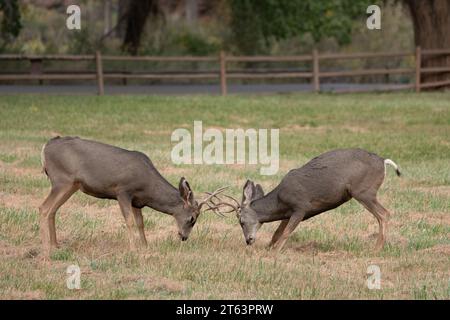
<box><xmin>0</xmin><ymin>0</ymin><xmax>22</xmax><ymax>44</ymax></box>
<box><xmin>122</xmin><ymin>0</ymin><xmax>161</xmax><ymax>55</ymax></box>
<box><xmin>229</xmin><ymin>0</ymin><xmax>450</xmax><ymax>87</ymax></box>
<box><xmin>405</xmin><ymin>0</ymin><xmax>450</xmax><ymax>85</ymax></box>
<box><xmin>185</xmin><ymin>0</ymin><xmax>198</xmax><ymax>25</ymax></box>
<box><xmin>229</xmin><ymin>0</ymin><xmax>373</xmax><ymax>54</ymax></box>
<box><xmin>116</xmin><ymin>0</ymin><xmax>129</xmax><ymax>38</ymax></box>
<box><xmin>103</xmin><ymin>0</ymin><xmax>113</xmax><ymax>36</ymax></box>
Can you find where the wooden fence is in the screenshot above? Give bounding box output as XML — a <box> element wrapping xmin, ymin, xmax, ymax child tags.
<box><xmin>0</xmin><ymin>47</ymin><xmax>449</xmax><ymax>95</ymax></box>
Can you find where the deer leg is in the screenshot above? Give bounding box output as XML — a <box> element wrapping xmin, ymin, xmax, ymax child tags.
<box><xmin>355</xmin><ymin>195</ymin><xmax>390</xmax><ymax>251</ymax></box>
<box><xmin>371</xmin><ymin>200</ymin><xmax>391</xmax><ymax>250</ymax></box>
<box><xmin>117</xmin><ymin>194</ymin><xmax>142</xmax><ymax>250</ymax></box>
<box><xmin>39</xmin><ymin>183</ymin><xmax>78</xmax><ymax>255</ymax></box>
<box><xmin>132</xmin><ymin>207</ymin><xmax>147</xmax><ymax>247</ymax></box>
<box><xmin>268</xmin><ymin>219</ymin><xmax>289</xmax><ymax>248</ymax></box>
<box><xmin>271</xmin><ymin>212</ymin><xmax>305</xmax><ymax>252</ymax></box>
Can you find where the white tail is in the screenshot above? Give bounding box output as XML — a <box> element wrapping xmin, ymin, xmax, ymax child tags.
<box><xmin>384</xmin><ymin>159</ymin><xmax>401</xmax><ymax>176</ymax></box>
<box><xmin>40</xmin><ymin>143</ymin><xmax>47</xmax><ymax>175</ymax></box>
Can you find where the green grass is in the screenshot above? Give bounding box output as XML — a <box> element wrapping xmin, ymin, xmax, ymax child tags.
<box><xmin>0</xmin><ymin>92</ymin><xmax>449</xmax><ymax>299</ymax></box>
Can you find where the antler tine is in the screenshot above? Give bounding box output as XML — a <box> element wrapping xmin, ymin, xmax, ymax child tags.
<box><xmin>204</xmin><ymin>191</ymin><xmax>224</xmax><ymax>206</ymax></box>
<box><xmin>204</xmin><ymin>202</ymin><xmax>227</xmax><ymax>217</ymax></box>
<box><xmin>205</xmin><ymin>192</ymin><xmax>241</xmax><ymax>207</ymax></box>
<box><xmin>205</xmin><ymin>194</ymin><xmax>241</xmax><ymax>215</ymax></box>
<box><xmin>203</xmin><ymin>191</ymin><xmax>235</xmax><ymax>215</ymax></box>
<box><xmin>221</xmin><ymin>194</ymin><xmax>241</xmax><ymax>208</ymax></box>
<box><xmin>198</xmin><ymin>187</ymin><xmax>242</xmax><ymax>217</ymax></box>
<box><xmin>207</xmin><ymin>192</ymin><xmax>241</xmax><ymax>212</ymax></box>
<box><xmin>217</xmin><ymin>202</ymin><xmax>240</xmax><ymax>214</ymax></box>
<box><xmin>206</xmin><ymin>202</ymin><xmax>239</xmax><ymax>215</ymax></box>
<box><xmin>207</xmin><ymin>196</ymin><xmax>221</xmax><ymax>209</ymax></box>
<box><xmin>198</xmin><ymin>186</ymin><xmax>229</xmax><ymax>210</ymax></box>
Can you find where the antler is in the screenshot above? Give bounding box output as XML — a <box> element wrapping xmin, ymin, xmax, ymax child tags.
<box><xmin>198</xmin><ymin>186</ymin><xmax>229</xmax><ymax>213</ymax></box>
<box><xmin>201</xmin><ymin>191</ymin><xmax>241</xmax><ymax>217</ymax></box>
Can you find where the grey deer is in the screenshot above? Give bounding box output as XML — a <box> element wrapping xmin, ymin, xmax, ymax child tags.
<box><xmin>216</xmin><ymin>148</ymin><xmax>401</xmax><ymax>252</ymax></box>
<box><xmin>39</xmin><ymin>136</ymin><xmax>225</xmax><ymax>255</ymax></box>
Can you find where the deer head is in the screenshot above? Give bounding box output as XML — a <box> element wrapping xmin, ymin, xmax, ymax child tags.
<box><xmin>175</xmin><ymin>178</ymin><xmax>229</xmax><ymax>241</ymax></box>
<box><xmin>203</xmin><ymin>179</ymin><xmax>264</xmax><ymax>245</ymax></box>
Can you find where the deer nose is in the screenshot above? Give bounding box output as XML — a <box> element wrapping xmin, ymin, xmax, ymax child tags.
<box><xmin>178</xmin><ymin>232</ymin><xmax>188</xmax><ymax>241</ymax></box>
<box><xmin>246</xmin><ymin>237</ymin><xmax>255</xmax><ymax>245</ymax></box>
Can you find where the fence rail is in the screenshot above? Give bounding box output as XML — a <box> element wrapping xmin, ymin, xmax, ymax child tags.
<box><xmin>0</xmin><ymin>46</ymin><xmax>449</xmax><ymax>95</ymax></box>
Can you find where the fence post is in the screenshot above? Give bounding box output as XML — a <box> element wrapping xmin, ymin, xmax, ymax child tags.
<box><xmin>415</xmin><ymin>46</ymin><xmax>421</xmax><ymax>93</ymax></box>
<box><xmin>219</xmin><ymin>50</ymin><xmax>227</xmax><ymax>96</ymax></box>
<box><xmin>95</xmin><ymin>51</ymin><xmax>104</xmax><ymax>96</ymax></box>
<box><xmin>312</xmin><ymin>49</ymin><xmax>320</xmax><ymax>92</ymax></box>
<box><xmin>30</xmin><ymin>58</ymin><xmax>43</xmax><ymax>85</ymax></box>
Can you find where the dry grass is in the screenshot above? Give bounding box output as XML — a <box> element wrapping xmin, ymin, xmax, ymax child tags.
<box><xmin>0</xmin><ymin>93</ymin><xmax>449</xmax><ymax>299</ymax></box>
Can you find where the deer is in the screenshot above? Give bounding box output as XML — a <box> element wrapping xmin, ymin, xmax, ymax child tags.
<box><xmin>213</xmin><ymin>148</ymin><xmax>401</xmax><ymax>252</ymax></box>
<box><xmin>39</xmin><ymin>136</ymin><xmax>226</xmax><ymax>255</ymax></box>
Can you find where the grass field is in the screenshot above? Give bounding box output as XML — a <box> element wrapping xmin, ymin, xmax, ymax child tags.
<box><xmin>0</xmin><ymin>93</ymin><xmax>449</xmax><ymax>299</ymax></box>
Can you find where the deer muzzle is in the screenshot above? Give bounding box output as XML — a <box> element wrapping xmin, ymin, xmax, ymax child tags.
<box><xmin>246</xmin><ymin>237</ymin><xmax>255</xmax><ymax>245</ymax></box>
<box><xmin>178</xmin><ymin>232</ymin><xmax>188</xmax><ymax>241</ymax></box>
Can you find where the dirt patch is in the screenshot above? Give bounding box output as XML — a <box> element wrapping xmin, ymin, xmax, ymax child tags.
<box><xmin>229</xmin><ymin>115</ymin><xmax>250</xmax><ymax>124</ymax></box>
<box><xmin>341</xmin><ymin>125</ymin><xmax>369</xmax><ymax>133</ymax></box>
<box><xmin>0</xmin><ymin>240</ymin><xmax>38</xmax><ymax>260</ymax></box>
<box><xmin>289</xmin><ymin>241</ymin><xmax>356</xmax><ymax>260</ymax></box>
<box><xmin>421</xmin><ymin>244</ymin><xmax>450</xmax><ymax>255</ymax></box>
<box><xmin>413</xmin><ymin>185</ymin><xmax>450</xmax><ymax>197</ymax></box>
<box><xmin>317</xmin><ymin>250</ymin><xmax>356</xmax><ymax>260</ymax></box>
<box><xmin>284</xmin><ymin>124</ymin><xmax>327</xmax><ymax>132</ymax></box>
<box><xmin>159</xmin><ymin>166</ymin><xmax>190</xmax><ymax>175</ymax></box>
<box><xmin>291</xmin><ymin>241</ymin><xmax>322</xmax><ymax>253</ymax></box>
<box><xmin>41</xmin><ymin>131</ymin><xmax>63</xmax><ymax>138</ymax></box>
<box><xmin>2</xmin><ymin>289</ymin><xmax>45</xmax><ymax>300</ymax></box>
<box><xmin>0</xmin><ymin>163</ymin><xmax>42</xmax><ymax>177</ymax></box>
<box><xmin>283</xmin><ymin>124</ymin><xmax>368</xmax><ymax>133</ymax></box>
<box><xmin>408</xmin><ymin>212</ymin><xmax>450</xmax><ymax>226</ymax></box>
<box><xmin>144</xmin><ymin>225</ymin><xmax>175</xmax><ymax>243</ymax></box>
<box><xmin>117</xmin><ymin>274</ymin><xmax>185</xmax><ymax>293</ymax></box>
<box><xmin>144</xmin><ymin>130</ymin><xmax>173</xmax><ymax>136</ymax></box>
<box><xmin>0</xmin><ymin>192</ymin><xmax>42</xmax><ymax>210</ymax></box>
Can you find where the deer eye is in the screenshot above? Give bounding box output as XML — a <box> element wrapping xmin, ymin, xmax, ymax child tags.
<box><xmin>189</xmin><ymin>217</ymin><xmax>195</xmax><ymax>224</ymax></box>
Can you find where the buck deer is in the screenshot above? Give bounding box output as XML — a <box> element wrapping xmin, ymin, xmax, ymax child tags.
<box><xmin>214</xmin><ymin>148</ymin><xmax>401</xmax><ymax>252</ymax></box>
<box><xmin>39</xmin><ymin>136</ymin><xmax>226</xmax><ymax>255</ymax></box>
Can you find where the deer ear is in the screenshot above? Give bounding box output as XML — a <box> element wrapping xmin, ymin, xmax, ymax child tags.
<box><xmin>255</xmin><ymin>184</ymin><xmax>264</xmax><ymax>199</ymax></box>
<box><xmin>179</xmin><ymin>177</ymin><xmax>194</xmax><ymax>205</ymax></box>
<box><xmin>242</xmin><ymin>180</ymin><xmax>255</xmax><ymax>205</ymax></box>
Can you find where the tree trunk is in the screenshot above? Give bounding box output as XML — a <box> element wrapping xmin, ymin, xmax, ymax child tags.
<box><xmin>122</xmin><ymin>0</ymin><xmax>160</xmax><ymax>55</ymax></box>
<box><xmin>103</xmin><ymin>0</ymin><xmax>112</xmax><ymax>36</ymax></box>
<box><xmin>406</xmin><ymin>0</ymin><xmax>450</xmax><ymax>88</ymax></box>
<box><xmin>186</xmin><ymin>0</ymin><xmax>198</xmax><ymax>25</ymax></box>
<box><xmin>116</xmin><ymin>0</ymin><xmax>130</xmax><ymax>38</ymax></box>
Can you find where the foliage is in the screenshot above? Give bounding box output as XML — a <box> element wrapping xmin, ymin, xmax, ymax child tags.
<box><xmin>68</xmin><ymin>28</ymin><xmax>97</xmax><ymax>54</ymax></box>
<box><xmin>175</xmin><ymin>31</ymin><xmax>221</xmax><ymax>56</ymax></box>
<box><xmin>229</xmin><ymin>0</ymin><xmax>379</xmax><ymax>54</ymax></box>
<box><xmin>0</xmin><ymin>0</ymin><xmax>417</xmax><ymax>61</ymax></box>
<box><xmin>0</xmin><ymin>0</ymin><xmax>22</xmax><ymax>44</ymax></box>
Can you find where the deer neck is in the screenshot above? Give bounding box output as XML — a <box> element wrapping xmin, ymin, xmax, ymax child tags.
<box><xmin>250</xmin><ymin>188</ymin><xmax>289</xmax><ymax>223</ymax></box>
<box><xmin>143</xmin><ymin>176</ymin><xmax>184</xmax><ymax>216</ymax></box>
